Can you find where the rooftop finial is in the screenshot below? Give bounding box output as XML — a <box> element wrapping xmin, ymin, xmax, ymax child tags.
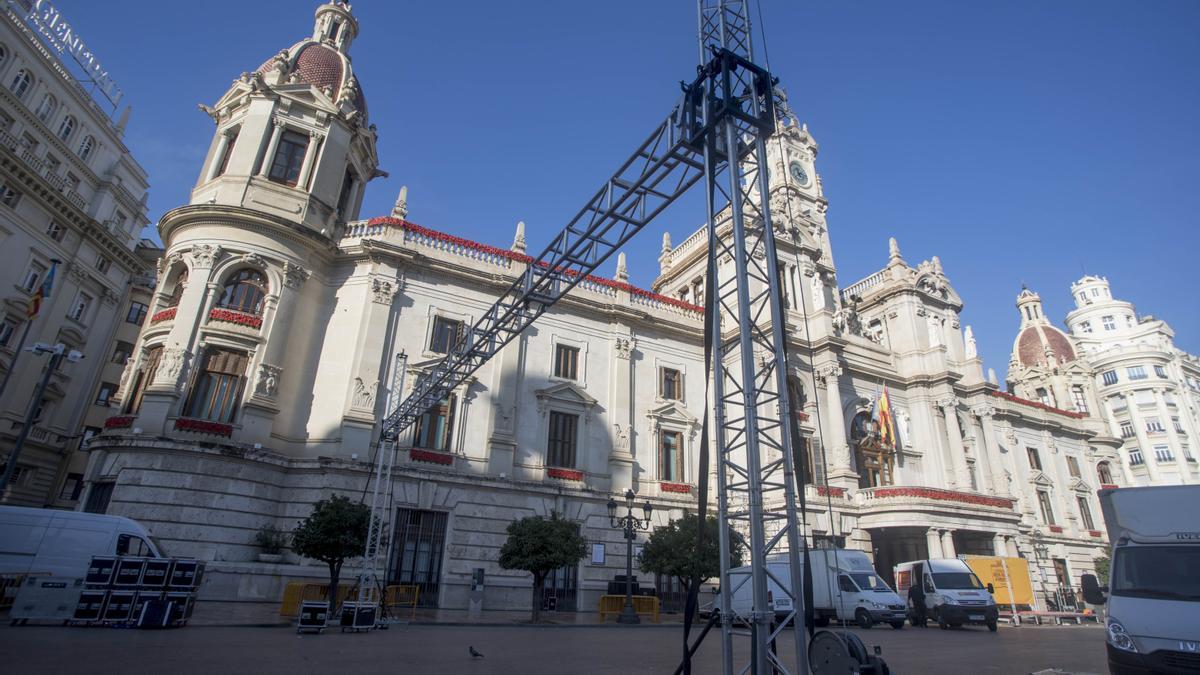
<box><xmin>512</xmin><ymin>221</ymin><xmax>527</xmax><ymax>254</ymax></box>
<box><xmin>987</xmin><ymin>368</ymin><xmax>998</xmax><ymax>386</ymax></box>
<box><xmin>661</xmin><ymin>231</ymin><xmax>672</xmax><ymax>254</ymax></box>
<box><xmin>115</xmin><ymin>106</ymin><xmax>131</xmax><ymax>136</ymax></box>
<box><xmin>888</xmin><ymin>237</ymin><xmax>904</xmax><ymax>265</ymax></box>
<box><xmin>391</xmin><ymin>185</ymin><xmax>408</xmax><ymax>219</ymax></box>
<box><xmin>615</xmin><ymin>252</ymin><xmax>629</xmax><ymax>283</ymax></box>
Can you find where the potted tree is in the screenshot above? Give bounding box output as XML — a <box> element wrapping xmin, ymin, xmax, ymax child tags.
<box><xmin>254</xmin><ymin>524</ymin><xmax>288</xmax><ymax>563</ymax></box>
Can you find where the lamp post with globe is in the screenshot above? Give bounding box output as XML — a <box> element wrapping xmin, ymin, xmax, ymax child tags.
<box><xmin>607</xmin><ymin>489</ymin><xmax>653</xmax><ymax>624</ymax></box>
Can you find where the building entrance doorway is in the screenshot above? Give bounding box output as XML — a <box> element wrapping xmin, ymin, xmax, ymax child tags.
<box><xmin>867</xmin><ymin>527</ymin><xmax>930</xmax><ymax>588</ymax></box>
<box><xmin>389</xmin><ymin>508</ymin><xmax>447</xmax><ymax>608</ymax></box>
<box><xmin>541</xmin><ymin>565</ymin><xmax>578</xmax><ymax>612</ymax></box>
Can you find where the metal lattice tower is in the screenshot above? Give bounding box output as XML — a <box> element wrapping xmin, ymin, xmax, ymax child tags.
<box><xmin>370</xmin><ymin>2</ymin><xmax>808</xmax><ymax>671</ymax></box>
<box><xmin>356</xmin><ymin>352</ymin><xmax>407</xmax><ymax>617</ymax></box>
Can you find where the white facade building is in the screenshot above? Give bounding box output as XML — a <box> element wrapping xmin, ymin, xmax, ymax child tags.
<box><xmin>85</xmin><ymin>2</ymin><xmax>1159</xmax><ymax>613</ymax></box>
<box><xmin>0</xmin><ymin>1</ymin><xmax>153</xmax><ymax>507</ymax></box>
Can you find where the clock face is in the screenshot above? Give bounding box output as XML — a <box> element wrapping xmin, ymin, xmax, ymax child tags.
<box><xmin>789</xmin><ymin>161</ymin><xmax>809</xmax><ymax>185</ymax></box>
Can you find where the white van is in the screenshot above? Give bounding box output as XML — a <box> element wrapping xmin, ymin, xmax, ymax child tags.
<box><xmin>894</xmin><ymin>558</ymin><xmax>999</xmax><ymax>631</ymax></box>
<box><xmin>0</xmin><ymin>505</ymin><xmax>162</xmax><ymax>578</ymax></box>
<box><xmin>727</xmin><ymin>549</ymin><xmax>907</xmax><ymax>629</ymax></box>
<box><xmin>1081</xmin><ymin>486</ymin><xmax>1200</xmax><ymax>674</ymax></box>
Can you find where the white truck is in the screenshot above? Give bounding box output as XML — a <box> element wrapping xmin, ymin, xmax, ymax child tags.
<box><xmin>0</xmin><ymin>505</ymin><xmax>163</xmax><ymax>578</ymax></box>
<box><xmin>894</xmin><ymin>557</ymin><xmax>999</xmax><ymax>631</ymax></box>
<box><xmin>1081</xmin><ymin>485</ymin><xmax>1200</xmax><ymax>674</ymax></box>
<box><xmin>727</xmin><ymin>549</ymin><xmax>908</xmax><ymax>629</ymax></box>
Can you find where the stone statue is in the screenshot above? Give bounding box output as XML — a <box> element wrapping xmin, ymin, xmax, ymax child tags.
<box><xmin>964</xmin><ymin>325</ymin><xmax>977</xmax><ymax>359</ymax></box>
<box><xmin>352</xmin><ymin>378</ymin><xmax>376</xmax><ymax>410</ymax></box>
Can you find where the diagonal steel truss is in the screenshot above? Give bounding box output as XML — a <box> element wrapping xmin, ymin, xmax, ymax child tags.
<box><xmin>373</xmin><ymin>2</ymin><xmax>808</xmax><ymax>672</ymax></box>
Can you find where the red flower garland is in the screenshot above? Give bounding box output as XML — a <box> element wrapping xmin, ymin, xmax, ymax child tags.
<box><xmin>1100</xmin><ymin>484</ymin><xmax>1119</xmax><ymax>491</ymax></box>
<box><xmin>365</xmin><ymin>216</ymin><xmax>704</xmax><ymax>314</ymax></box>
<box><xmin>104</xmin><ymin>415</ymin><xmax>135</xmax><ymax>429</ymax></box>
<box><xmin>1048</xmin><ymin>525</ymin><xmax>1064</xmax><ymax>534</ymax></box>
<box><xmin>410</xmin><ymin>448</ymin><xmax>454</xmax><ymax>465</ymax></box>
<box><xmin>987</xmin><ymin>390</ymin><xmax>1085</xmax><ymax>419</ymax></box>
<box><xmin>816</xmin><ymin>486</ymin><xmax>846</xmax><ymax>498</ymax></box>
<box><xmin>150</xmin><ymin>307</ymin><xmax>177</xmax><ymax>324</ymax></box>
<box><xmin>209</xmin><ymin>308</ymin><xmax>264</xmax><ymax>329</ymax></box>
<box><xmin>547</xmin><ymin>467</ymin><xmax>584</xmax><ymax>481</ymax></box>
<box><xmin>1088</xmin><ymin>530</ymin><xmax>1102</xmax><ymax>538</ymax></box>
<box><xmin>795</xmin><ymin>411</ymin><xmax>811</xmax><ymax>422</ymax></box>
<box><xmin>174</xmin><ymin>417</ymin><xmax>233</xmax><ymax>437</ymax></box>
<box><xmin>869</xmin><ymin>486</ymin><xmax>1015</xmax><ymax>510</ymax></box>
<box><xmin>660</xmin><ymin>482</ymin><xmax>692</xmax><ymax>494</ymax></box>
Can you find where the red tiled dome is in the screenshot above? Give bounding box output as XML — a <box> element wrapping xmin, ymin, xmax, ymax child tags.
<box><xmin>1016</xmin><ymin>325</ymin><xmax>1077</xmax><ymax>368</ymax></box>
<box><xmin>294</xmin><ymin>43</ymin><xmax>344</xmax><ymax>98</ymax></box>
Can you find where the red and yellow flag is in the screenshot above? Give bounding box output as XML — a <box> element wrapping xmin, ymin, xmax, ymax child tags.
<box><xmin>27</xmin><ymin>260</ymin><xmax>58</xmax><ymax>319</ymax></box>
<box><xmin>877</xmin><ymin>384</ymin><xmax>896</xmax><ymax>448</ymax></box>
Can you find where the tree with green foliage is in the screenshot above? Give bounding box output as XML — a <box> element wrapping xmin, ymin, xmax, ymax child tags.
<box><xmin>498</xmin><ymin>513</ymin><xmax>588</xmax><ymax>623</ymax></box>
<box><xmin>640</xmin><ymin>513</ymin><xmax>744</xmax><ymax>595</ymax></box>
<box><xmin>291</xmin><ymin>495</ymin><xmax>371</xmax><ymax>611</ymax></box>
<box><xmin>1094</xmin><ymin>556</ymin><xmax>1110</xmax><ymax>587</ymax></box>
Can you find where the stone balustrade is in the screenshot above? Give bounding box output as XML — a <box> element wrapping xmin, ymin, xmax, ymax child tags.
<box><xmin>856</xmin><ymin>485</ymin><xmax>1016</xmax><ymax>511</ymax></box>
<box><xmin>840</xmin><ymin>269</ymin><xmax>887</xmax><ymax>302</ymax></box>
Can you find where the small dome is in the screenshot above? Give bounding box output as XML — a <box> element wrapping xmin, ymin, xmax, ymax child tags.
<box><xmin>1015</xmin><ymin>324</ymin><xmax>1077</xmax><ymax>368</ymax></box>
<box><xmin>255</xmin><ymin>41</ymin><xmax>367</xmax><ymax>117</ymax></box>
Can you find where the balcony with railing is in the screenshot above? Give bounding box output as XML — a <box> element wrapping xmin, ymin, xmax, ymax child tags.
<box><xmin>856</xmin><ymin>485</ymin><xmax>1017</xmax><ymax>513</ymax></box>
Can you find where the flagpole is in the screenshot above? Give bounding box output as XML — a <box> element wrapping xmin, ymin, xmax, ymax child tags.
<box><xmin>0</xmin><ymin>320</ymin><xmax>33</xmax><ymax>404</ymax></box>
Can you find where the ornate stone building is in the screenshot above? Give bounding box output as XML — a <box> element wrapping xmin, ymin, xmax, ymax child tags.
<box><xmin>0</xmin><ymin>1</ymin><xmax>154</xmax><ymax>507</ymax></box>
<box><xmin>87</xmin><ymin>2</ymin><xmax>1143</xmax><ymax>612</ymax></box>
<box><xmin>1007</xmin><ymin>276</ymin><xmax>1200</xmax><ymax>487</ymax></box>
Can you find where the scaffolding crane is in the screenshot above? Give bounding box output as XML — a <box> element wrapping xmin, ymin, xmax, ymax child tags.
<box><xmin>368</xmin><ymin>2</ymin><xmax>813</xmax><ymax>672</ymax></box>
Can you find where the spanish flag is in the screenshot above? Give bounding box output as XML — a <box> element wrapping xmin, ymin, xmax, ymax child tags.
<box><xmin>27</xmin><ymin>260</ymin><xmax>58</xmax><ymax>319</ymax></box>
<box><xmin>877</xmin><ymin>384</ymin><xmax>896</xmax><ymax>449</ymax></box>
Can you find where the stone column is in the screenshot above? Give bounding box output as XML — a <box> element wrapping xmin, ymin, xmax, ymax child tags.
<box><xmin>239</xmin><ymin>262</ymin><xmax>309</xmax><ymax>446</ymax></box>
<box><xmin>940</xmin><ymin>529</ymin><xmax>957</xmax><ymax>557</ymax></box>
<box><xmin>607</xmin><ymin>332</ymin><xmax>636</xmax><ymax>492</ymax></box>
<box><xmin>817</xmin><ymin>364</ymin><xmax>855</xmax><ymax>487</ymax></box>
<box><xmin>295</xmin><ymin>130</ymin><xmax>323</xmax><ymax>189</ymax></box>
<box><xmin>1122</xmin><ymin>392</ymin><xmax>1162</xmax><ymax>482</ymax></box>
<box><xmin>1006</xmin><ymin>536</ymin><xmax>1020</xmax><ymax>558</ymax></box>
<box><xmin>205</xmin><ymin>127</ymin><xmax>235</xmax><ymax>182</ymax></box>
<box><xmin>939</xmin><ymin>398</ymin><xmax>971</xmax><ymax>489</ymax></box>
<box><xmin>925</xmin><ymin>528</ymin><xmax>943</xmax><ymax>558</ymax></box>
<box><xmin>973</xmin><ymin>405</ymin><xmax>1006</xmax><ymax>495</ymax></box>
<box><xmin>257</xmin><ymin>120</ymin><xmax>284</xmax><ymax>177</ymax></box>
<box><xmin>136</xmin><ymin>244</ymin><xmax>224</xmax><ymax>433</ymax></box>
<box><xmin>340</xmin><ymin>268</ymin><xmax>402</xmax><ymax>452</ymax></box>
<box><xmin>992</xmin><ymin>533</ymin><xmax>1007</xmax><ymax>557</ymax></box>
<box><xmin>485</xmin><ymin>335</ymin><xmax>522</xmax><ymax>477</ymax></box>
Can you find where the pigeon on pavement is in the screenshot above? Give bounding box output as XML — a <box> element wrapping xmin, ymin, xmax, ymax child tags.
<box><xmin>469</xmin><ymin>646</ymin><xmax>484</xmax><ymax>659</ymax></box>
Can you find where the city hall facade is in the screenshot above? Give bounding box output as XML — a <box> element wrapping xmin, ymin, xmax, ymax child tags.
<box><xmin>82</xmin><ymin>3</ymin><xmax>1200</xmax><ymax>613</ymax></box>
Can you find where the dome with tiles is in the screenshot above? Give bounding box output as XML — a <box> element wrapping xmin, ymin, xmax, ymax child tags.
<box><xmin>1011</xmin><ymin>286</ymin><xmax>1077</xmax><ymax>368</ymax></box>
<box><xmin>254</xmin><ymin>2</ymin><xmax>367</xmax><ymax>119</ymax></box>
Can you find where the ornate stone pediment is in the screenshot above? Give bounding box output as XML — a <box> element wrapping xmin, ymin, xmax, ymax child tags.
<box><xmin>645</xmin><ymin>399</ymin><xmax>699</xmax><ymax>433</ymax></box>
<box><xmin>1028</xmin><ymin>471</ymin><xmax>1055</xmax><ymax>488</ymax></box>
<box><xmin>1069</xmin><ymin>477</ymin><xmax>1093</xmax><ymax>494</ymax></box>
<box><xmin>534</xmin><ymin>381</ymin><xmax>598</xmax><ymax>417</ymax></box>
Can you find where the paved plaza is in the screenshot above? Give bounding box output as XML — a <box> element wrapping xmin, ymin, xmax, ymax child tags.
<box><xmin>0</xmin><ymin>621</ymin><xmax>1107</xmax><ymax>674</ymax></box>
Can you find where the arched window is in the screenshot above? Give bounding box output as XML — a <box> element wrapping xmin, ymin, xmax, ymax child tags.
<box><xmin>35</xmin><ymin>93</ymin><xmax>56</xmax><ymax>121</ymax></box>
<box><xmin>1097</xmin><ymin>461</ymin><xmax>1114</xmax><ymax>485</ymax></box>
<box><xmin>9</xmin><ymin>68</ymin><xmax>31</xmax><ymax>99</ymax></box>
<box><xmin>122</xmin><ymin>345</ymin><xmax>162</xmax><ymax>415</ymax></box>
<box><xmin>165</xmin><ymin>268</ymin><xmax>188</xmax><ymax>308</ymax></box>
<box><xmin>57</xmin><ymin>115</ymin><xmax>75</xmax><ymax>141</ymax></box>
<box><xmin>218</xmin><ymin>268</ymin><xmax>267</xmax><ymax>314</ymax></box>
<box><xmin>852</xmin><ymin>410</ymin><xmax>894</xmax><ymax>489</ymax></box>
<box><xmin>77</xmin><ymin>135</ymin><xmax>94</xmax><ymax>161</ymax></box>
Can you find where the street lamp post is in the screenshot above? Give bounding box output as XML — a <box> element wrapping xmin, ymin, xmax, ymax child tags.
<box><xmin>607</xmin><ymin>489</ymin><xmax>653</xmax><ymax>625</ymax></box>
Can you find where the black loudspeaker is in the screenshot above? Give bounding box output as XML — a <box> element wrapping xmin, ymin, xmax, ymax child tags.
<box><xmin>168</xmin><ymin>560</ymin><xmax>202</xmax><ymax>590</ymax></box>
<box><xmin>298</xmin><ymin>600</ymin><xmax>328</xmax><ymax>633</ymax></box>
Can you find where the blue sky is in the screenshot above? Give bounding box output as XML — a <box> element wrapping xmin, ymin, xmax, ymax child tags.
<box><xmin>60</xmin><ymin>0</ymin><xmax>1199</xmax><ymax>383</ymax></box>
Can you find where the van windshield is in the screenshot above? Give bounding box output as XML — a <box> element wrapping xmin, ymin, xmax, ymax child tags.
<box><xmin>931</xmin><ymin>572</ymin><xmax>984</xmax><ymax>590</ymax></box>
<box><xmin>849</xmin><ymin>573</ymin><xmax>891</xmax><ymax>592</ymax></box>
<box><xmin>1112</xmin><ymin>546</ymin><xmax>1200</xmax><ymax>602</ymax></box>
